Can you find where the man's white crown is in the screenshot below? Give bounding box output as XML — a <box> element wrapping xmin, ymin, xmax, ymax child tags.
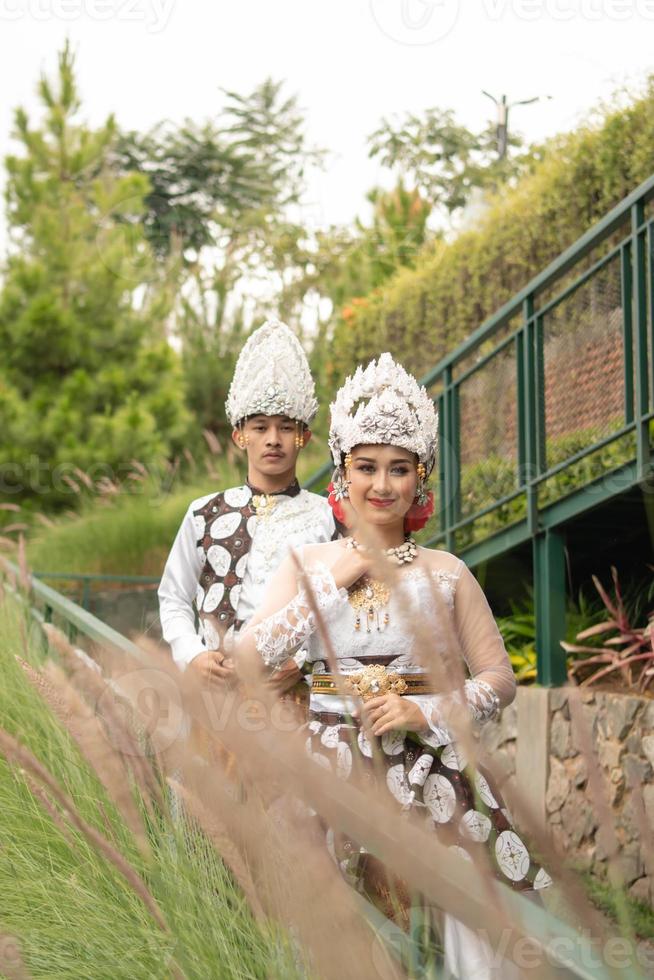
<box><xmin>328</xmin><ymin>353</ymin><xmax>438</xmax><ymax>473</ymax></box>
<box><xmin>225</xmin><ymin>318</ymin><xmax>318</xmax><ymax>427</ymax></box>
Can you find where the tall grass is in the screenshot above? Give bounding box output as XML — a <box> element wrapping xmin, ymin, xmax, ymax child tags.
<box><xmin>0</xmin><ymin>596</ymin><xmax>301</xmax><ymax>979</ymax></box>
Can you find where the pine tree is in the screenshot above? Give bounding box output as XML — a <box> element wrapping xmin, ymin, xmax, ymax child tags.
<box><xmin>0</xmin><ymin>43</ymin><xmax>191</xmax><ymax>511</ymax></box>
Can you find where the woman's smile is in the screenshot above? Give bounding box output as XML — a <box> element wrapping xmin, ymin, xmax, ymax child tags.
<box><xmin>367</xmin><ymin>497</ymin><xmax>396</xmax><ymax>508</ymax></box>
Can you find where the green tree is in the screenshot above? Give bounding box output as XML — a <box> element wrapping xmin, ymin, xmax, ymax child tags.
<box><xmin>114</xmin><ymin>78</ymin><xmax>323</xmax><ymax>261</ymax></box>
<box><xmin>0</xmin><ymin>43</ymin><xmax>191</xmax><ymax>511</ymax></box>
<box><xmin>368</xmin><ymin>107</ymin><xmax>540</xmax><ymax>218</ymax></box>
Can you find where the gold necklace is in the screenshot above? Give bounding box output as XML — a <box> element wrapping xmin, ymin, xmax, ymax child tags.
<box><xmin>348</xmin><ymin>577</ymin><xmax>391</xmax><ymax>633</ymax></box>
<box><xmin>252</xmin><ymin>493</ymin><xmax>276</xmax><ymax>518</ymax></box>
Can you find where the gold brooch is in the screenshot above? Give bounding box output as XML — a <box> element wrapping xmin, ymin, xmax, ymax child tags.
<box><xmin>343</xmin><ymin>664</ymin><xmax>407</xmax><ymax>702</ymax></box>
<box><xmin>252</xmin><ymin>493</ymin><xmax>276</xmax><ymax>518</ymax></box>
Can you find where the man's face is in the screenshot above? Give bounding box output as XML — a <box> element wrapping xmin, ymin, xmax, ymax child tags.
<box><xmin>232</xmin><ymin>415</ymin><xmax>309</xmax><ymax>476</ymax></box>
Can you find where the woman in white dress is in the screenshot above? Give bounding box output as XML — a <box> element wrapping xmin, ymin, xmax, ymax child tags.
<box><xmin>237</xmin><ymin>353</ymin><xmax>551</xmax><ymax>978</ymax></box>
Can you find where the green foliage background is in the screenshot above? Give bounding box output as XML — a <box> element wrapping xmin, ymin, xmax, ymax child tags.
<box><xmin>325</xmin><ymin>81</ymin><xmax>654</xmax><ymax>390</ymax></box>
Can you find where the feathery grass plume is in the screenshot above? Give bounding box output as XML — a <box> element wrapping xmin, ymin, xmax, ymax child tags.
<box><xmin>175</xmin><ymin>735</ymin><xmax>405</xmax><ymax>980</ymax></box>
<box><xmin>0</xmin><ymin>536</ymin><xmax>18</xmax><ymax>550</ymax></box>
<box><xmin>182</xmin><ymin>448</ymin><xmax>196</xmax><ymax>469</ymax></box>
<box><xmin>41</xmin><ymin>624</ymin><xmax>165</xmax><ymax>813</ymax></box>
<box><xmin>128</xmin><ymin>459</ymin><xmax>149</xmax><ymax>477</ymax></box>
<box><xmin>0</xmin><ymin>503</ymin><xmax>22</xmax><ymax>512</ymax></box>
<box><xmin>33</xmin><ymin>512</ymin><xmax>56</xmax><ymax>529</ymax></box>
<box><xmin>0</xmin><ymin>930</ymin><xmax>30</xmax><ymax>980</ymax></box>
<box><xmin>202</xmin><ymin>428</ymin><xmax>222</xmax><ymax>455</ymax></box>
<box><xmin>61</xmin><ymin>475</ymin><xmax>81</xmax><ymax>495</ymax></box>
<box><xmin>0</xmin><ymin>728</ymin><xmax>170</xmax><ymax>935</ymax></box>
<box><xmin>3</xmin><ymin>523</ymin><xmax>30</xmax><ymax>534</ymax></box>
<box><xmin>17</xmin><ymin>535</ymin><xmax>30</xmax><ymax>593</ymax></box>
<box><xmin>72</xmin><ymin>466</ymin><xmax>95</xmax><ymax>490</ymax></box>
<box><xmin>24</xmin><ymin>774</ymin><xmax>77</xmax><ymax>849</ymax></box>
<box><xmin>167</xmin><ymin>778</ymin><xmax>267</xmax><ymax>925</ymax></box>
<box><xmin>41</xmin><ymin>659</ymin><xmax>152</xmax><ymax>855</ymax></box>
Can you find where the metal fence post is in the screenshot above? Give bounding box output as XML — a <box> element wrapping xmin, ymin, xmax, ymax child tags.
<box><xmin>533</xmin><ymin>528</ymin><xmax>567</xmax><ymax>686</ymax></box>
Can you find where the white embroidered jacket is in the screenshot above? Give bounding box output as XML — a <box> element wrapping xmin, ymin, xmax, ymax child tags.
<box><xmin>239</xmin><ymin>544</ymin><xmax>517</xmax><ymax>743</ymax></box>
<box><xmin>158</xmin><ymin>489</ymin><xmax>335</xmax><ymax>668</ymax></box>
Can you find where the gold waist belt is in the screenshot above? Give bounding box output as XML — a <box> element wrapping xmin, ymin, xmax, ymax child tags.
<box><xmin>311</xmin><ymin>664</ymin><xmax>435</xmax><ymax>702</ymax></box>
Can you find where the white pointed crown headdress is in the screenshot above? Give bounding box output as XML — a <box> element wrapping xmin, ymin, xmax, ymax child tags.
<box><xmin>328</xmin><ymin>352</ymin><xmax>439</xmax><ymax>474</ymax></box>
<box><xmin>225</xmin><ymin>318</ymin><xmax>318</xmax><ymax>427</ymax></box>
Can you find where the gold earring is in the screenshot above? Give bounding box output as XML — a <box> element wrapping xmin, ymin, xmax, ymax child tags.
<box><xmin>344</xmin><ymin>452</ymin><xmax>352</xmax><ymax>473</ymax></box>
<box><xmin>416</xmin><ymin>461</ymin><xmax>428</xmax><ymax>505</ymax></box>
<box><xmin>295</xmin><ymin>421</ymin><xmax>303</xmax><ymax>449</ymax></box>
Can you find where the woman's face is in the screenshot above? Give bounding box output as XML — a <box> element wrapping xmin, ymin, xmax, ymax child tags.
<box><xmin>346</xmin><ymin>444</ymin><xmax>418</xmax><ymax>527</ymax></box>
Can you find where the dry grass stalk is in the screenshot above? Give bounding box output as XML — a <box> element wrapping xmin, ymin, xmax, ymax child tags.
<box><xmin>61</xmin><ymin>475</ymin><xmax>81</xmax><ymax>495</ymax></box>
<box><xmin>72</xmin><ymin>466</ymin><xmax>95</xmax><ymax>490</ymax></box>
<box><xmin>177</xmin><ymin>752</ymin><xmax>404</xmax><ymax>980</ymax></box>
<box><xmin>33</xmin><ymin>512</ymin><xmax>56</xmax><ymax>529</ymax></box>
<box><xmin>202</xmin><ymin>428</ymin><xmax>222</xmax><ymax>455</ymax></box>
<box><xmin>0</xmin><ymin>503</ymin><xmax>21</xmax><ymax>513</ymax></box>
<box><xmin>41</xmin><ymin>624</ymin><xmax>164</xmax><ymax>813</ymax></box>
<box><xmin>17</xmin><ymin>535</ymin><xmax>30</xmax><ymax>593</ymax></box>
<box><xmin>167</xmin><ymin>778</ymin><xmax>267</xmax><ymax>925</ymax></box>
<box><xmin>42</xmin><ymin>659</ymin><xmax>151</xmax><ymax>855</ymax></box>
<box><xmin>0</xmin><ymin>728</ymin><xmax>169</xmax><ymax>935</ymax></box>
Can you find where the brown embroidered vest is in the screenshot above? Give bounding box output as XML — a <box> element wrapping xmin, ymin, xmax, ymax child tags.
<box><xmin>193</xmin><ymin>480</ymin><xmax>301</xmax><ymax>651</ymax></box>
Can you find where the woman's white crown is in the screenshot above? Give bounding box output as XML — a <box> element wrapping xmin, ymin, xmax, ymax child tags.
<box><xmin>328</xmin><ymin>352</ymin><xmax>439</xmax><ymax>472</ymax></box>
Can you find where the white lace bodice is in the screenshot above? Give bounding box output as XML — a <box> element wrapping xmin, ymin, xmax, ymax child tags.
<box><xmin>243</xmin><ymin>553</ymin><xmax>515</xmax><ymax>745</ymax></box>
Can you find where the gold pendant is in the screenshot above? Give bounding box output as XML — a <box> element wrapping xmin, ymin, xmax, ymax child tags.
<box><xmin>252</xmin><ymin>493</ymin><xmax>276</xmax><ymax>518</ymax></box>
<box><xmin>348</xmin><ymin>578</ymin><xmax>391</xmax><ymax>633</ymax></box>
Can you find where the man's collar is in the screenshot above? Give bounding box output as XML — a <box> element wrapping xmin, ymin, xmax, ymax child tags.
<box><xmin>246</xmin><ymin>478</ymin><xmax>302</xmax><ymax>499</ymax></box>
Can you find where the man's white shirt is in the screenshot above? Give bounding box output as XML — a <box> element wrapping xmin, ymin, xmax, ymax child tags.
<box><xmin>158</xmin><ymin>488</ymin><xmax>335</xmax><ymax>669</ymax></box>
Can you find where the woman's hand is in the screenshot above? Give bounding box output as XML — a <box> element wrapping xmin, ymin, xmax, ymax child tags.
<box><xmin>329</xmin><ymin>544</ymin><xmax>373</xmax><ymax>592</ymax></box>
<box><xmin>356</xmin><ymin>693</ymin><xmax>430</xmax><ymax>737</ymax></box>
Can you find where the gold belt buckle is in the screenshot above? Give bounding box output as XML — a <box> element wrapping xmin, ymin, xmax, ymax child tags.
<box><xmin>343</xmin><ymin>664</ymin><xmax>407</xmax><ymax>702</ymax></box>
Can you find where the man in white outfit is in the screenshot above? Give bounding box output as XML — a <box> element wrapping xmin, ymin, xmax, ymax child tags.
<box><xmin>157</xmin><ymin>318</ymin><xmax>336</xmax><ymax>687</ymax></box>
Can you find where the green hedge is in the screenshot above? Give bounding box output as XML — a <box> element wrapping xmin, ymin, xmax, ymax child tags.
<box><xmin>327</xmin><ymin>79</ymin><xmax>654</xmax><ymax>386</ymax></box>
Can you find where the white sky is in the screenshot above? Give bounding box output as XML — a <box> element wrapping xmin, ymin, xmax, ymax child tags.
<box><xmin>1</xmin><ymin>0</ymin><xmax>654</xmax><ymax>249</ymax></box>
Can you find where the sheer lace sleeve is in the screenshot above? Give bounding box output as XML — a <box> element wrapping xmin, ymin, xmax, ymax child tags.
<box><xmin>415</xmin><ymin>560</ymin><xmax>516</xmax><ymax>744</ymax></box>
<box><xmin>237</xmin><ymin>555</ymin><xmax>344</xmax><ymax>668</ymax></box>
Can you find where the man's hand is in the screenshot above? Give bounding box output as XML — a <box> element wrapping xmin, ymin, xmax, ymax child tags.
<box><xmin>266</xmin><ymin>659</ymin><xmax>304</xmax><ymax>695</ymax></box>
<box><xmin>188</xmin><ymin>649</ymin><xmax>237</xmax><ymax>685</ymax></box>
<box><xmin>357</xmin><ymin>693</ymin><xmax>429</xmax><ymax>737</ymax></box>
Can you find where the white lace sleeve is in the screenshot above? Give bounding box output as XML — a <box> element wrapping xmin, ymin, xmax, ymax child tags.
<box><xmin>413</xmin><ymin>680</ymin><xmax>502</xmax><ymax>746</ymax></box>
<box><xmin>249</xmin><ymin>562</ymin><xmax>344</xmax><ymax>667</ymax></box>
<box><xmin>412</xmin><ymin>558</ymin><xmax>514</xmax><ymax>746</ymax></box>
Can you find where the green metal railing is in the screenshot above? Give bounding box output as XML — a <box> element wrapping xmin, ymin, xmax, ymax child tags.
<box><xmin>31</xmin><ymin>571</ymin><xmax>159</xmax><ymax>612</ymax></box>
<box><xmin>304</xmin><ymin>174</ymin><xmax>654</xmax><ymax>687</ymax></box>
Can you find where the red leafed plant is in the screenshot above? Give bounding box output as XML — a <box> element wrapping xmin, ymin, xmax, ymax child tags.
<box><xmin>562</xmin><ymin>566</ymin><xmax>654</xmax><ymax>692</ymax></box>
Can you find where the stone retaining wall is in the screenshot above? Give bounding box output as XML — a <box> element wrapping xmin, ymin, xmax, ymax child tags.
<box><xmin>480</xmin><ymin>687</ymin><xmax>654</xmax><ymax>905</ymax></box>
